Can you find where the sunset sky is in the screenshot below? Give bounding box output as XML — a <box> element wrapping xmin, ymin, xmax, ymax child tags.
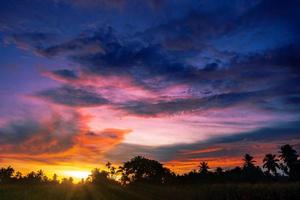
<box><xmin>1</xmin><ymin>0</ymin><xmax>300</xmax><ymax>181</ymax></box>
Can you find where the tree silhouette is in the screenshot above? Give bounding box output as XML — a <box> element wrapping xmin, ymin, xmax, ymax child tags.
<box><xmin>243</xmin><ymin>154</ymin><xmax>255</xmax><ymax>169</ymax></box>
<box><xmin>0</xmin><ymin>143</ymin><xmax>299</xmax><ymax>185</ymax></box>
<box><xmin>118</xmin><ymin>166</ymin><xmax>130</xmax><ymax>185</ymax></box>
<box><xmin>279</xmin><ymin>144</ymin><xmax>299</xmax><ymax>177</ymax></box>
<box><xmin>263</xmin><ymin>154</ymin><xmax>280</xmax><ymax>176</ymax></box>
<box><xmin>119</xmin><ymin>156</ymin><xmax>173</xmax><ymax>184</ymax></box>
<box><xmin>52</xmin><ymin>174</ymin><xmax>59</xmax><ymax>184</ymax></box>
<box><xmin>25</xmin><ymin>170</ymin><xmax>48</xmax><ymax>184</ymax></box>
<box><xmin>215</xmin><ymin>167</ymin><xmax>224</xmax><ymax>176</ymax></box>
<box><xmin>0</xmin><ymin>166</ymin><xmax>14</xmax><ymax>183</ymax></box>
<box><xmin>199</xmin><ymin>162</ymin><xmax>209</xmax><ymax>174</ymax></box>
<box><xmin>15</xmin><ymin>171</ymin><xmax>23</xmax><ymax>180</ymax></box>
<box><xmin>242</xmin><ymin>154</ymin><xmax>263</xmax><ymax>181</ymax></box>
<box><xmin>106</xmin><ymin>162</ymin><xmax>112</xmax><ymax>170</ymax></box>
<box><xmin>61</xmin><ymin>177</ymin><xmax>73</xmax><ymax>185</ymax></box>
<box><xmin>90</xmin><ymin>168</ymin><xmax>109</xmax><ymax>184</ymax></box>
<box><xmin>106</xmin><ymin>162</ymin><xmax>116</xmax><ymax>179</ymax></box>
<box><xmin>279</xmin><ymin>144</ymin><xmax>300</xmax><ymax>180</ymax></box>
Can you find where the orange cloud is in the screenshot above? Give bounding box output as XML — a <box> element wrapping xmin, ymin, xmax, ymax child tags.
<box><xmin>165</xmin><ymin>156</ymin><xmax>243</xmax><ymax>174</ymax></box>
<box><xmin>71</xmin><ymin>128</ymin><xmax>132</xmax><ymax>159</ymax></box>
<box><xmin>180</xmin><ymin>147</ymin><xmax>223</xmax><ymax>155</ymax></box>
<box><xmin>0</xmin><ymin>108</ymin><xmax>131</xmax><ymax>166</ymax></box>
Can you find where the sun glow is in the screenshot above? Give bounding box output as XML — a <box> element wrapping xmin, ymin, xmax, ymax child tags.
<box><xmin>63</xmin><ymin>170</ymin><xmax>90</xmax><ymax>182</ymax></box>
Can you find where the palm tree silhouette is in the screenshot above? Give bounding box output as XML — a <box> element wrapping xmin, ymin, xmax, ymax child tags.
<box><xmin>263</xmin><ymin>154</ymin><xmax>280</xmax><ymax>176</ymax></box>
<box><xmin>279</xmin><ymin>144</ymin><xmax>299</xmax><ymax>176</ymax></box>
<box><xmin>279</xmin><ymin>145</ymin><xmax>298</xmax><ymax>166</ymax></box>
<box><xmin>243</xmin><ymin>154</ymin><xmax>256</xmax><ymax>169</ymax></box>
<box><xmin>199</xmin><ymin>161</ymin><xmax>209</xmax><ymax>174</ymax></box>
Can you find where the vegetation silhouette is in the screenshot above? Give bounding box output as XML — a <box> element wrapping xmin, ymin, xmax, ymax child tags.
<box><xmin>199</xmin><ymin>161</ymin><xmax>209</xmax><ymax>174</ymax></box>
<box><xmin>279</xmin><ymin>144</ymin><xmax>300</xmax><ymax>180</ymax></box>
<box><xmin>263</xmin><ymin>154</ymin><xmax>280</xmax><ymax>177</ymax></box>
<box><xmin>117</xmin><ymin>156</ymin><xmax>174</xmax><ymax>185</ymax></box>
<box><xmin>1</xmin><ymin>144</ymin><xmax>300</xmax><ymax>200</ymax></box>
<box><xmin>1</xmin><ymin>144</ymin><xmax>300</xmax><ymax>185</ymax></box>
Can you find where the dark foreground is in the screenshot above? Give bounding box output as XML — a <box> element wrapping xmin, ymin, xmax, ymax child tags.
<box><xmin>1</xmin><ymin>183</ymin><xmax>300</xmax><ymax>200</ymax></box>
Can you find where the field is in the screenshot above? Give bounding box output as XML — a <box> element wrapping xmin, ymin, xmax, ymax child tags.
<box><xmin>1</xmin><ymin>183</ymin><xmax>300</xmax><ymax>200</ymax></box>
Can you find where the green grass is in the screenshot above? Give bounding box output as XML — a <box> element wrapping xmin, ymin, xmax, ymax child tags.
<box><xmin>1</xmin><ymin>183</ymin><xmax>300</xmax><ymax>200</ymax></box>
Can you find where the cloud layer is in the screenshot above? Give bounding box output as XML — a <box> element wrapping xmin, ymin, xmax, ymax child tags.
<box><xmin>1</xmin><ymin>0</ymin><xmax>300</xmax><ymax>171</ymax></box>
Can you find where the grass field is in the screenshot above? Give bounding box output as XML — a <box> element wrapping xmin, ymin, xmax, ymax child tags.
<box><xmin>1</xmin><ymin>183</ymin><xmax>300</xmax><ymax>200</ymax></box>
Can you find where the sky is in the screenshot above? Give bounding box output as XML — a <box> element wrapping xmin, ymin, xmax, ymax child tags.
<box><xmin>0</xmin><ymin>0</ymin><xmax>300</xmax><ymax>180</ymax></box>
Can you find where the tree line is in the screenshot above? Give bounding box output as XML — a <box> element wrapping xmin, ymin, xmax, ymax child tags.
<box><xmin>1</xmin><ymin>144</ymin><xmax>300</xmax><ymax>185</ymax></box>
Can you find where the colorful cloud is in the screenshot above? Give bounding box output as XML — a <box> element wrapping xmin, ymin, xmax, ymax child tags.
<box><xmin>0</xmin><ymin>0</ymin><xmax>300</xmax><ymax>174</ymax></box>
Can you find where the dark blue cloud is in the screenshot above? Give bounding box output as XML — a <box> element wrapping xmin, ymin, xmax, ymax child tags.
<box><xmin>2</xmin><ymin>0</ymin><xmax>300</xmax><ymax>117</ymax></box>
<box><xmin>35</xmin><ymin>86</ymin><xmax>109</xmax><ymax>107</ymax></box>
<box><xmin>0</xmin><ymin>119</ymin><xmax>41</xmax><ymax>144</ymax></box>
<box><xmin>32</xmin><ymin>27</ymin><xmax>201</xmax><ymax>90</ymax></box>
<box><xmin>49</xmin><ymin>69</ymin><xmax>79</xmax><ymax>80</ymax></box>
<box><xmin>209</xmin><ymin>121</ymin><xmax>300</xmax><ymax>144</ymax></box>
<box><xmin>232</xmin><ymin>44</ymin><xmax>300</xmax><ymax>72</ymax></box>
<box><xmin>120</xmin><ymin>91</ymin><xmax>257</xmax><ymax>116</ymax></box>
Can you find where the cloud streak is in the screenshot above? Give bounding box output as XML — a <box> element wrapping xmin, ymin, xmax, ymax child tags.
<box><xmin>35</xmin><ymin>86</ymin><xmax>109</xmax><ymax>107</ymax></box>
